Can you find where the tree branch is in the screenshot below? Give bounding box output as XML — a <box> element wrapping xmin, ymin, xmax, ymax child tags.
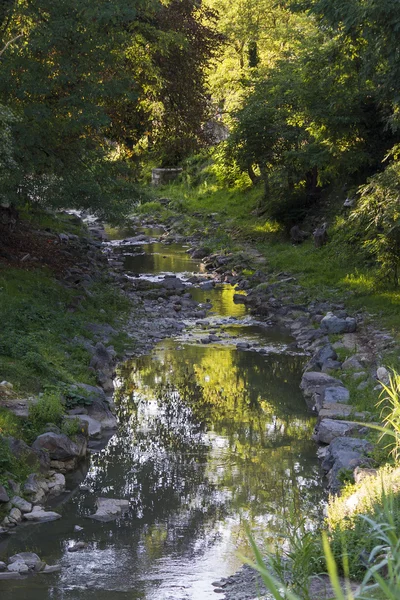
<box><xmin>0</xmin><ymin>32</ymin><xmax>23</xmax><ymax>58</ymax></box>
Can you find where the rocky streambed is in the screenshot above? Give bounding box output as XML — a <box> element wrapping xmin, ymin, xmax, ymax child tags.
<box><xmin>0</xmin><ymin>214</ymin><xmax>392</xmax><ymax>599</ymax></box>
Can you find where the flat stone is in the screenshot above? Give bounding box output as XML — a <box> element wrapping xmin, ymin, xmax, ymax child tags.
<box><xmin>315</xmin><ymin>419</ymin><xmax>365</xmax><ymax>444</ymax></box>
<box><xmin>41</xmin><ymin>564</ymin><xmax>61</xmax><ymax>574</ymax></box>
<box><xmin>0</xmin><ymin>572</ymin><xmax>23</xmax><ymax>579</ymax></box>
<box><xmin>11</xmin><ymin>495</ymin><xmax>32</xmax><ymax>514</ymax></box>
<box><xmin>24</xmin><ymin>509</ymin><xmax>61</xmax><ymax>522</ymax></box>
<box><xmin>88</xmin><ymin>497</ymin><xmax>129</xmax><ymax>522</ymax></box>
<box><xmin>318</xmin><ymin>403</ymin><xmax>353</xmax><ymax>419</ymax></box>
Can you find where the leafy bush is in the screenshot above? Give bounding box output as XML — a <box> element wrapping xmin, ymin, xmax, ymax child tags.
<box><xmin>61</xmin><ymin>417</ymin><xmax>83</xmax><ymax>439</ymax></box>
<box><xmin>352</xmin><ymin>154</ymin><xmax>400</xmax><ymax>285</ymax></box>
<box><xmin>28</xmin><ymin>391</ymin><xmax>64</xmax><ymax>437</ymax></box>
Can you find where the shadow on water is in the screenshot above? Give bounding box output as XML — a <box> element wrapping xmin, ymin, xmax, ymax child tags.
<box><xmin>0</xmin><ymin>236</ymin><xmax>325</xmax><ymax>600</ymax></box>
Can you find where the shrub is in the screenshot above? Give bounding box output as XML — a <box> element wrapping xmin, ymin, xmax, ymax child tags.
<box><xmin>28</xmin><ymin>390</ymin><xmax>64</xmax><ymax>437</ymax></box>
<box><xmin>352</xmin><ymin>154</ymin><xmax>400</xmax><ymax>286</ymax></box>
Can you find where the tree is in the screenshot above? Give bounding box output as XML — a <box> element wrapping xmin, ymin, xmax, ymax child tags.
<box><xmin>0</xmin><ymin>0</ymin><xmax>221</xmax><ymax>212</ymax></box>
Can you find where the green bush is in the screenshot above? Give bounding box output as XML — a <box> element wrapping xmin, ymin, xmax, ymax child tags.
<box><xmin>61</xmin><ymin>417</ymin><xmax>82</xmax><ymax>439</ymax></box>
<box><xmin>28</xmin><ymin>391</ymin><xmax>64</xmax><ymax>439</ymax></box>
<box><xmin>352</xmin><ymin>154</ymin><xmax>400</xmax><ymax>286</ymax></box>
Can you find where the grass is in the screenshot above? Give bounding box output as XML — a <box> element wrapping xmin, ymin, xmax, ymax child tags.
<box><xmin>0</xmin><ymin>267</ymin><xmax>130</xmax><ymax>393</ymax></box>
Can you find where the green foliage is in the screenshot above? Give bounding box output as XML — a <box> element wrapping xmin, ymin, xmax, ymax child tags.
<box><xmin>376</xmin><ymin>372</ymin><xmax>400</xmax><ymax>462</ymax></box>
<box><xmin>0</xmin><ymin>264</ymin><xmax>129</xmax><ymax>394</ymax></box>
<box><xmin>327</xmin><ymin>466</ymin><xmax>400</xmax><ymax>581</ymax></box>
<box><xmin>352</xmin><ymin>156</ymin><xmax>400</xmax><ymax>286</ymax></box>
<box><xmin>0</xmin><ymin>0</ymin><xmax>221</xmax><ymax>213</ymax></box>
<box><xmin>28</xmin><ymin>391</ymin><xmax>64</xmax><ymax>433</ymax></box>
<box><xmin>60</xmin><ymin>417</ymin><xmax>82</xmax><ymax>439</ymax></box>
<box><xmin>247</xmin><ymin>487</ymin><xmax>400</xmax><ymax>598</ymax></box>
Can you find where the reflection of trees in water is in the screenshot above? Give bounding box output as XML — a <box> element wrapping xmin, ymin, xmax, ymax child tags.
<box><xmin>111</xmin><ymin>343</ymin><xmax>324</xmax><ymax>530</ymax></box>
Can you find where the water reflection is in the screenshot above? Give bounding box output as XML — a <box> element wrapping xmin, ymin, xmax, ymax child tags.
<box><xmin>0</xmin><ymin>339</ymin><xmax>323</xmax><ymax>600</ymax></box>
<box><xmin>123</xmin><ymin>242</ymin><xmax>201</xmax><ymax>276</ymax></box>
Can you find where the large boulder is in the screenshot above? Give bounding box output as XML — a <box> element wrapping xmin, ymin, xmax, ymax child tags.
<box><xmin>47</xmin><ymin>472</ymin><xmax>66</xmax><ymax>497</ymax></box>
<box><xmin>32</xmin><ymin>432</ymin><xmax>87</xmax><ymax>472</ymax></box>
<box><xmin>11</xmin><ymin>495</ymin><xmax>32</xmax><ymax>513</ymax></box>
<box><xmin>322</xmin><ymin>437</ymin><xmax>373</xmax><ymax>492</ymax></box>
<box><xmin>4</xmin><ymin>436</ymin><xmax>50</xmax><ymax>473</ymax></box>
<box><xmin>64</xmin><ymin>415</ymin><xmax>102</xmax><ymax>439</ymax></box>
<box><xmin>306</xmin><ymin>344</ymin><xmax>338</xmax><ymax>371</ymax></box>
<box><xmin>300</xmin><ymin>372</ymin><xmax>345</xmax><ymax>410</ymax></box>
<box><xmin>9</xmin><ymin>552</ymin><xmax>41</xmax><ymax>569</ymax></box>
<box><xmin>23</xmin><ymin>474</ymin><xmax>49</xmax><ymax>503</ymax></box>
<box><xmin>73</xmin><ymin>385</ymin><xmax>117</xmax><ymax>430</ymax></box>
<box><xmin>88</xmin><ymin>497</ymin><xmax>129</xmax><ymax>522</ymax></box>
<box><xmin>320</xmin><ymin>312</ymin><xmax>357</xmax><ymax>334</ymax></box>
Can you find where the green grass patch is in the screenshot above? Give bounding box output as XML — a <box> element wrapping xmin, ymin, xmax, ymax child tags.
<box><xmin>0</xmin><ymin>267</ymin><xmax>130</xmax><ymax>394</ymax></box>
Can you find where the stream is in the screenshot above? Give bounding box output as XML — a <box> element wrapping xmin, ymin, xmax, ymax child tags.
<box><xmin>0</xmin><ymin>226</ymin><xmax>325</xmax><ymax>600</ymax></box>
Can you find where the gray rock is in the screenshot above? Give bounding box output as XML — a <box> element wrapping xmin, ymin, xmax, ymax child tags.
<box><xmin>8</xmin><ymin>507</ymin><xmax>22</xmax><ymax>524</ymax></box>
<box><xmin>300</xmin><ymin>372</ymin><xmax>345</xmax><ymax>409</ymax></box>
<box><xmin>322</xmin><ymin>437</ymin><xmax>373</xmax><ymax>492</ymax></box>
<box><xmin>306</xmin><ymin>344</ymin><xmax>337</xmax><ymax>371</ymax></box>
<box><xmin>0</xmin><ymin>572</ymin><xmax>23</xmax><ymax>579</ymax></box>
<box><xmin>47</xmin><ymin>473</ymin><xmax>66</xmax><ymax>496</ymax></box>
<box><xmin>11</xmin><ymin>495</ymin><xmax>32</xmax><ymax>513</ymax></box>
<box><xmin>64</xmin><ymin>414</ymin><xmax>102</xmax><ymax>439</ymax></box>
<box><xmin>41</xmin><ymin>564</ymin><xmax>61</xmax><ymax>574</ymax></box>
<box><xmin>9</xmin><ymin>552</ymin><xmax>41</xmax><ymax>568</ymax></box>
<box><xmin>320</xmin><ymin>313</ymin><xmax>357</xmax><ymax>334</ymax></box>
<box><xmin>199</xmin><ymin>281</ymin><xmax>214</xmax><ymax>290</ymax></box>
<box><xmin>319</xmin><ymin>386</ymin><xmax>350</xmax><ymax>407</ymax></box>
<box><xmin>8</xmin><ymin>561</ymin><xmax>29</xmax><ymax>573</ymax></box>
<box><xmin>0</xmin><ymin>561</ymin><xmax>6</xmax><ymax>571</ymax></box>
<box><xmin>32</xmin><ymin>432</ymin><xmax>87</xmax><ymax>472</ymax></box>
<box><xmin>342</xmin><ymin>356</ymin><xmax>363</xmax><ymax>371</ymax></box>
<box><xmin>88</xmin><ymin>497</ymin><xmax>129</xmax><ymax>522</ymax></box>
<box><xmin>0</xmin><ymin>485</ymin><xmax>9</xmax><ymax>503</ymax></box>
<box><xmin>321</xmin><ymin>359</ymin><xmax>342</xmax><ymax>373</ymax></box>
<box><xmin>68</xmin><ymin>541</ymin><xmax>88</xmax><ymax>552</ymax></box>
<box><xmin>23</xmin><ymin>508</ymin><xmax>61</xmax><ymax>522</ymax></box>
<box><xmin>357</xmin><ymin>381</ymin><xmax>369</xmax><ymax>391</ymax></box>
<box><xmin>376</xmin><ymin>366</ymin><xmax>390</xmax><ymax>385</ymax></box>
<box><xmin>74</xmin><ymin>525</ymin><xmax>84</xmax><ymax>532</ymax></box>
<box><xmin>5</xmin><ymin>436</ymin><xmax>50</xmax><ymax>472</ymax></box>
<box><xmin>23</xmin><ymin>474</ymin><xmax>49</xmax><ymax>503</ymax></box>
<box><xmin>318</xmin><ymin>403</ymin><xmax>353</xmax><ymax>419</ymax></box>
<box><xmin>315</xmin><ymin>419</ymin><xmax>364</xmax><ymax>444</ymax></box>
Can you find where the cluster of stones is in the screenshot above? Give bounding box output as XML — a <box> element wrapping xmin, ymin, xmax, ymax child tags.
<box><xmin>0</xmin><ymin>552</ymin><xmax>60</xmax><ymax>580</ymax></box>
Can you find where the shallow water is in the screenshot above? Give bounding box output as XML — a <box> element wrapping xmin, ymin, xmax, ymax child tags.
<box><xmin>0</xmin><ymin>232</ymin><xmax>325</xmax><ymax>600</ymax></box>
